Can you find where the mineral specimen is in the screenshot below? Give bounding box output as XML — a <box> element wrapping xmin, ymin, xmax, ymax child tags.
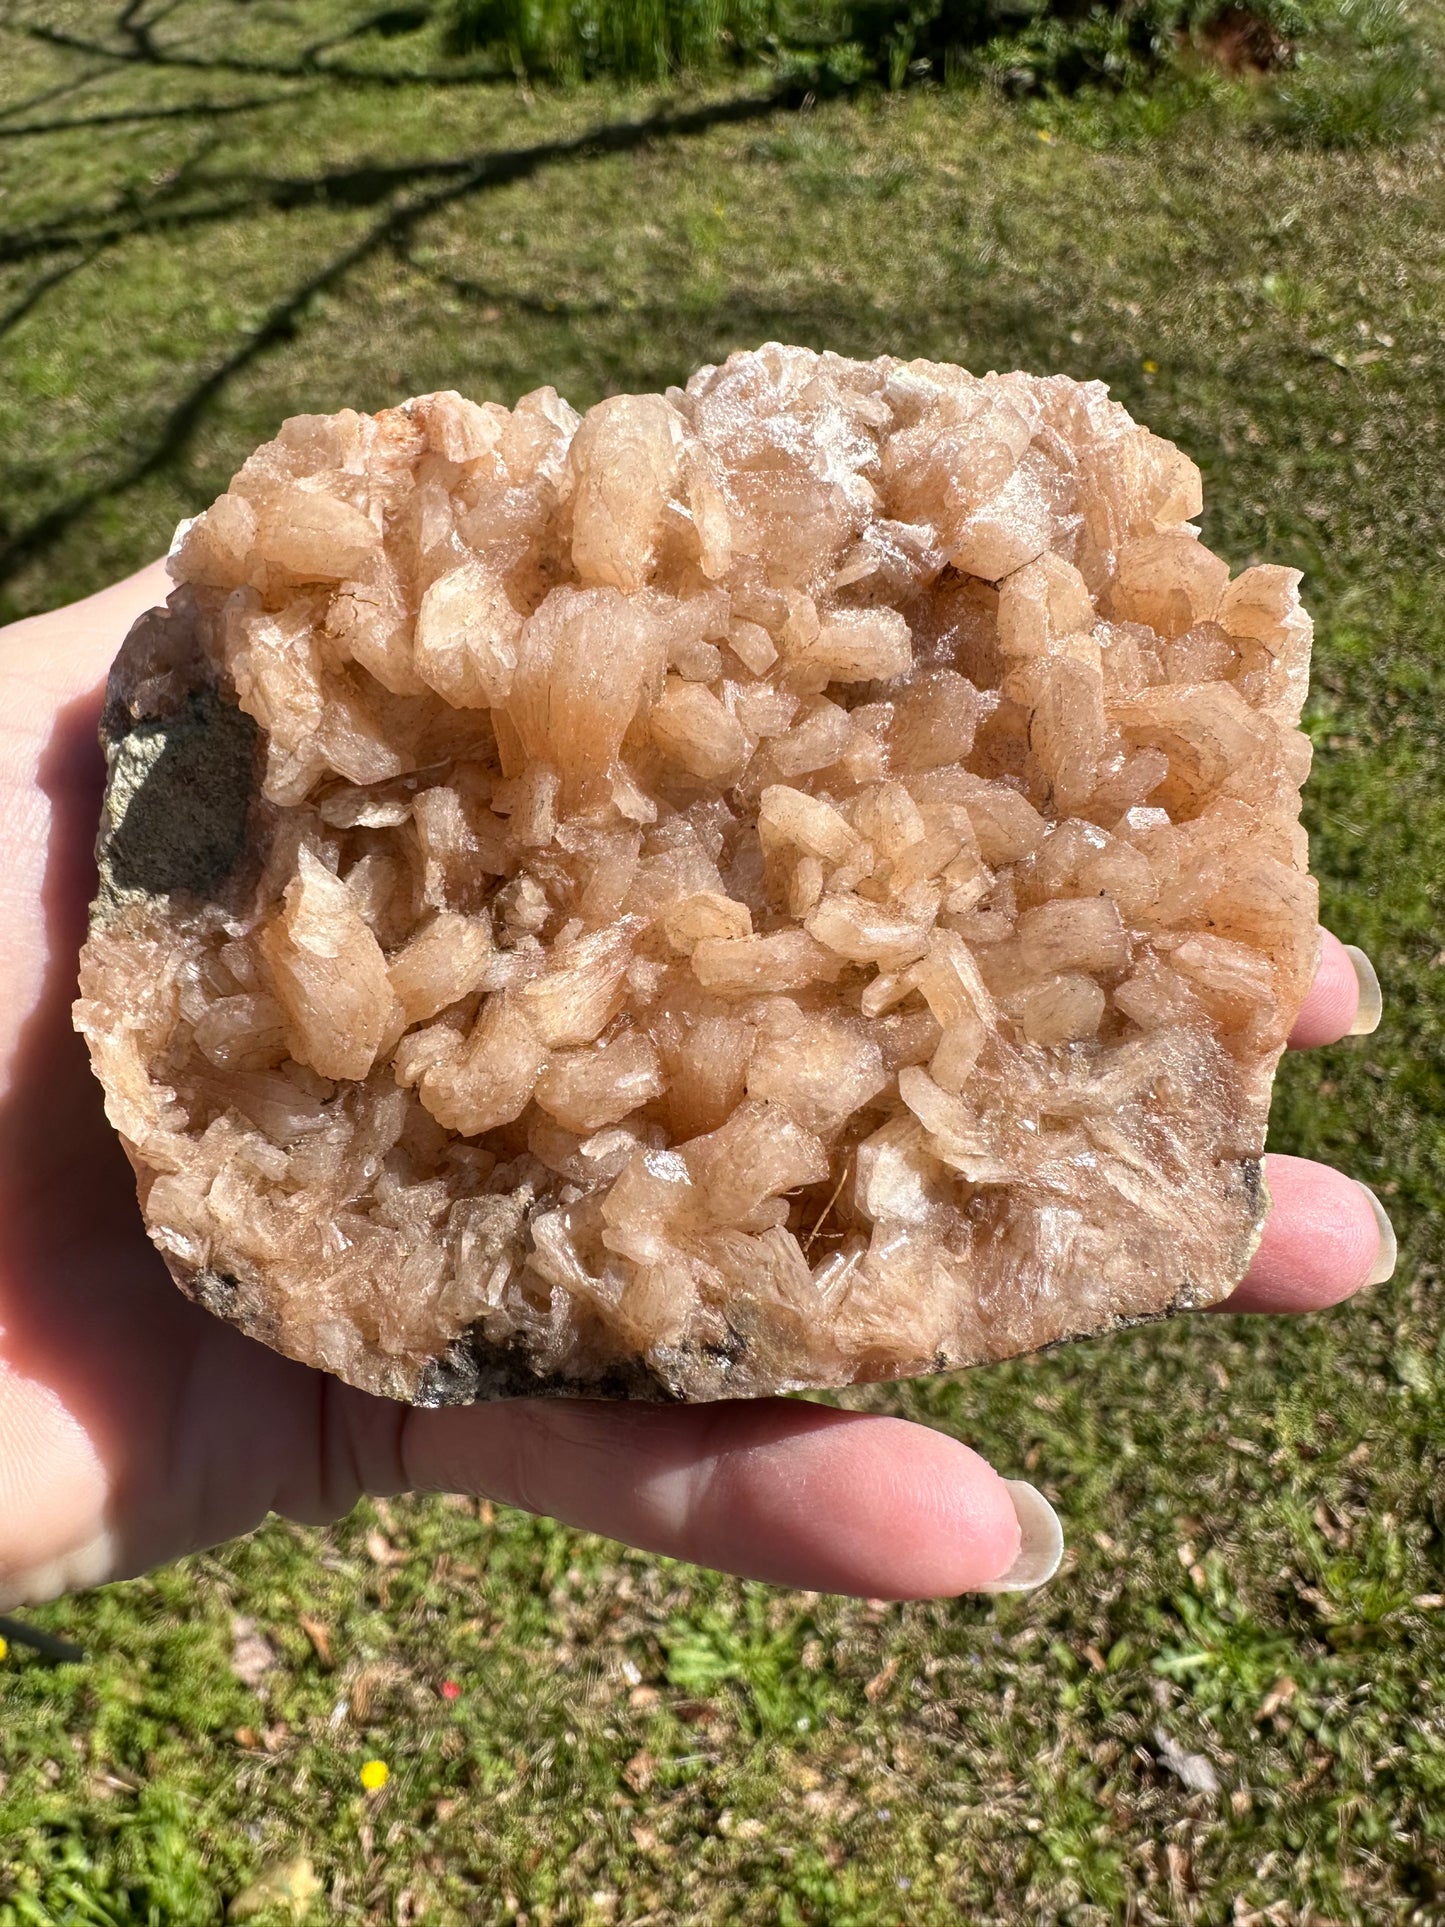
<box><xmin>75</xmin><ymin>347</ymin><xmax>1318</xmax><ymax>1405</ymax></box>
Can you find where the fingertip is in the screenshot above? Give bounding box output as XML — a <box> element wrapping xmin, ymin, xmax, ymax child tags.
<box><xmin>1289</xmin><ymin>929</ymin><xmax>1385</xmax><ymax>1048</ymax></box>
<box><xmin>691</xmin><ymin>1408</ymin><xmax>1029</xmax><ymax>1599</ymax></box>
<box><xmin>1224</xmin><ymin>1153</ymin><xmax>1392</xmax><ymax>1313</ymax></box>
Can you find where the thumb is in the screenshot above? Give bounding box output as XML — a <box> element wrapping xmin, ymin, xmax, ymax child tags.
<box><xmin>369</xmin><ymin>1395</ymin><xmax>1066</xmax><ymax>1601</ymax></box>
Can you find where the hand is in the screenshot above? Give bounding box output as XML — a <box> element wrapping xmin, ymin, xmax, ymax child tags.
<box><xmin>0</xmin><ymin>564</ymin><xmax>1395</xmax><ymax>1607</ymax></box>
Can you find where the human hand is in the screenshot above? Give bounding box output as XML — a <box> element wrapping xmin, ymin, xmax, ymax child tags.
<box><xmin>0</xmin><ymin>564</ymin><xmax>1395</xmax><ymax>1607</ymax></box>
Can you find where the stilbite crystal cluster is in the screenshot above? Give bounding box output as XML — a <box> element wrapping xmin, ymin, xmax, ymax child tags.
<box><xmin>76</xmin><ymin>347</ymin><xmax>1318</xmax><ymax>1405</ymax></box>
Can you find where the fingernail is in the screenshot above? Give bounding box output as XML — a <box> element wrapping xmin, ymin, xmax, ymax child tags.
<box><xmin>977</xmin><ymin>1480</ymin><xmax>1064</xmax><ymax>1594</ymax></box>
<box><xmin>1343</xmin><ymin>944</ymin><xmax>1383</xmax><ymax>1036</ymax></box>
<box><xmin>1356</xmin><ymin>1182</ymin><xmax>1398</xmax><ymax>1287</ymax></box>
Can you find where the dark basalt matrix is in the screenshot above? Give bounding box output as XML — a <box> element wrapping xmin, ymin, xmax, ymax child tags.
<box><xmin>75</xmin><ymin>347</ymin><xmax>1318</xmax><ymax>1405</ymax></box>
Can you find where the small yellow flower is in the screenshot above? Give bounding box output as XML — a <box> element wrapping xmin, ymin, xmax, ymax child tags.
<box><xmin>360</xmin><ymin>1758</ymin><xmax>389</xmax><ymax>1792</ymax></box>
<box><xmin>1037</xmin><ymin>129</ymin><xmax>1054</xmax><ymax>142</ymax></box>
<box><xmin>1143</xmin><ymin>359</ymin><xmax>1159</xmax><ymax>374</ymax></box>
<box><xmin>0</xmin><ymin>1636</ymin><xmax>8</xmax><ymax>1661</ymax></box>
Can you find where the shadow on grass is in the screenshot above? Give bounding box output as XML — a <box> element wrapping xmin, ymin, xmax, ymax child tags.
<box><xmin>0</xmin><ymin>124</ymin><xmax>234</xmax><ymax>353</ymax></box>
<box><xmin>0</xmin><ymin>1</ymin><xmax>1063</xmax><ymax>597</ymax></box>
<box><xmin>0</xmin><ymin>245</ymin><xmax>101</xmax><ymax>340</ymax></box>
<box><xmin>0</xmin><ymin>61</ymin><xmax>114</xmax><ymax>126</ymax></box>
<box><xmin>0</xmin><ymin>80</ymin><xmax>814</xmax><ymax>590</ymax></box>
<box><xmin>20</xmin><ymin>0</ymin><xmax>504</xmax><ymax>90</ymax></box>
<box><xmin>0</xmin><ymin>93</ymin><xmax>291</xmax><ymax>139</ymax></box>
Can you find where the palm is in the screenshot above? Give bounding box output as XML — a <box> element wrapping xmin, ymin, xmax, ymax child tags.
<box><xmin>0</xmin><ymin>582</ymin><xmax>342</xmax><ymax>1594</ymax></box>
<box><xmin>0</xmin><ymin>564</ymin><xmax>1389</xmax><ymax>1607</ymax></box>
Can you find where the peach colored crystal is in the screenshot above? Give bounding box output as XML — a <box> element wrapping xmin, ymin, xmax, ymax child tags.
<box><xmin>75</xmin><ymin>348</ymin><xmax>1318</xmax><ymax>1404</ymax></box>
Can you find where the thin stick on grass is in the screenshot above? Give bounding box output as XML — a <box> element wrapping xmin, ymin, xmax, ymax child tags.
<box><xmin>0</xmin><ymin>1616</ymin><xmax>85</xmax><ymax>1663</ymax></box>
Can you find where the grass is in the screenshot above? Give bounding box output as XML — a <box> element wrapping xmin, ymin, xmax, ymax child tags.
<box><xmin>440</xmin><ymin>0</ymin><xmax>1441</xmax><ymax>135</ymax></box>
<box><xmin>445</xmin><ymin>0</ymin><xmax>786</xmax><ymax>80</ymax></box>
<box><xmin>2</xmin><ymin>1</ymin><xmax>1445</xmax><ymax>1919</ymax></box>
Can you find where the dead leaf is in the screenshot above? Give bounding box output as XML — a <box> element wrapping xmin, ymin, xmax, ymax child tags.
<box><xmin>229</xmin><ymin>1854</ymin><xmax>321</xmax><ymax>1920</ymax></box>
<box><xmin>1166</xmin><ymin>1841</ymin><xmax>1194</xmax><ymax>1901</ymax></box>
<box><xmin>864</xmin><ymin>1656</ymin><xmax>900</xmax><ymax>1703</ymax></box>
<box><xmin>349</xmin><ymin>1661</ymin><xmax>404</xmax><ymax>1721</ymax></box>
<box><xmin>86</xmin><ymin>1767</ymin><xmax>143</xmax><ymax>1799</ymax></box>
<box><xmin>351</xmin><ymin>1667</ymin><xmax>383</xmax><ymax>1721</ymax></box>
<box><xmin>298</xmin><ymin>1616</ymin><xmax>334</xmax><ymax>1667</ymax></box>
<box><xmin>365</xmin><ymin>1530</ymin><xmax>406</xmax><ymax>1569</ymax></box>
<box><xmin>622</xmin><ymin>1749</ymin><xmax>655</xmax><ymax>1793</ymax></box>
<box><xmin>230</xmin><ymin>1617</ymin><xmax>276</xmax><ymax>1689</ymax></box>
<box><xmin>1256</xmin><ymin>1676</ymin><xmax>1297</xmax><ymax>1721</ymax></box>
<box><xmin>1153</xmin><ymin>1726</ymin><xmax>1221</xmax><ymax>1795</ymax></box>
<box><xmin>672</xmin><ymin>1699</ymin><xmax>726</xmax><ymax>1727</ymax></box>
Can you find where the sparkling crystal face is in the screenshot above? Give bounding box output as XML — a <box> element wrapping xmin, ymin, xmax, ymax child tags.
<box><xmin>75</xmin><ymin>348</ymin><xmax>1318</xmax><ymax>1404</ymax></box>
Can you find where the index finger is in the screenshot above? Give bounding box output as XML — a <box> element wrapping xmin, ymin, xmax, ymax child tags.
<box><xmin>1288</xmin><ymin>929</ymin><xmax>1381</xmax><ymax>1048</ymax></box>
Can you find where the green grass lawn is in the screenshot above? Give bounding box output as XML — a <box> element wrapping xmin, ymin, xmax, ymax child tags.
<box><xmin>2</xmin><ymin>5</ymin><xmax>1445</xmax><ymax>1921</ymax></box>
